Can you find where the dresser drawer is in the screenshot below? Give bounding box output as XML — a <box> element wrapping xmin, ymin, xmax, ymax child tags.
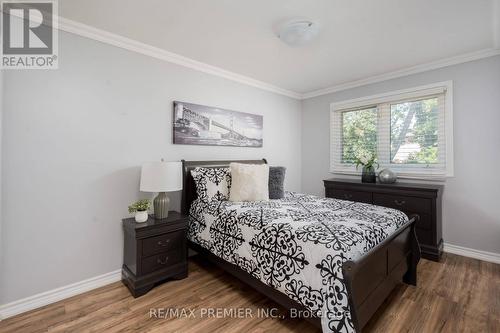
<box><xmin>141</xmin><ymin>249</ymin><xmax>184</xmax><ymax>275</ymax></box>
<box><xmin>142</xmin><ymin>230</ymin><xmax>184</xmax><ymax>257</ymax></box>
<box><xmin>326</xmin><ymin>189</ymin><xmax>372</xmax><ymax>204</ymax></box>
<box><xmin>373</xmin><ymin>193</ymin><xmax>431</xmax><ymax>214</ymax></box>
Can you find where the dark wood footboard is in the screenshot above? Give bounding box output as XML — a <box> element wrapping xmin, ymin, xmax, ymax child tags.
<box><xmin>342</xmin><ymin>215</ymin><xmax>420</xmax><ymax>331</ymax></box>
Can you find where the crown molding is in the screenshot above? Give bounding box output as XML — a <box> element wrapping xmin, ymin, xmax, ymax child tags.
<box><xmin>10</xmin><ymin>12</ymin><xmax>499</xmax><ymax>100</ymax></box>
<box><xmin>56</xmin><ymin>16</ymin><xmax>302</xmax><ymax>99</ymax></box>
<box><xmin>302</xmin><ymin>48</ymin><xmax>500</xmax><ymax>99</ymax></box>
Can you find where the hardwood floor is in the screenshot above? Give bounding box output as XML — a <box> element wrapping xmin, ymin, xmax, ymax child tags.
<box><xmin>0</xmin><ymin>253</ymin><xmax>498</xmax><ymax>332</ymax></box>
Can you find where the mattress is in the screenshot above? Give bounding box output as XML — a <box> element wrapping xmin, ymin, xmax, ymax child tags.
<box><xmin>188</xmin><ymin>192</ymin><xmax>409</xmax><ymax>333</ymax></box>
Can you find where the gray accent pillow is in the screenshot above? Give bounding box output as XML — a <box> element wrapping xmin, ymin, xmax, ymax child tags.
<box><xmin>268</xmin><ymin>166</ymin><xmax>286</xmax><ymax>199</ymax></box>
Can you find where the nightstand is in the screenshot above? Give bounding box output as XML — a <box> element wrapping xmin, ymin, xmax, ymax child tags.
<box><xmin>122</xmin><ymin>211</ymin><xmax>188</xmax><ymax>297</ymax></box>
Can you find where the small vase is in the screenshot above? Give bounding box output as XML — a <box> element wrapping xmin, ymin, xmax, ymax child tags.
<box><xmin>361</xmin><ymin>166</ymin><xmax>376</xmax><ymax>183</ymax></box>
<box><xmin>135</xmin><ymin>210</ymin><xmax>148</xmax><ymax>223</ymax></box>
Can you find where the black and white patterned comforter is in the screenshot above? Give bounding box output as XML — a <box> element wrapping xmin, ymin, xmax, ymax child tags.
<box><xmin>188</xmin><ymin>192</ymin><xmax>409</xmax><ymax>333</ymax></box>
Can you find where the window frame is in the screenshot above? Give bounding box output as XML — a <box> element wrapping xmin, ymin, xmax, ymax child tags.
<box><xmin>330</xmin><ymin>81</ymin><xmax>454</xmax><ymax>180</ymax></box>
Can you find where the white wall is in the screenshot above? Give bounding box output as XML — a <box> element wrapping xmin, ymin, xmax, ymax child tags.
<box><xmin>2</xmin><ymin>28</ymin><xmax>499</xmax><ymax>309</ymax></box>
<box><xmin>0</xmin><ymin>31</ymin><xmax>302</xmax><ymax>305</ymax></box>
<box><xmin>301</xmin><ymin>55</ymin><xmax>500</xmax><ymax>255</ymax></box>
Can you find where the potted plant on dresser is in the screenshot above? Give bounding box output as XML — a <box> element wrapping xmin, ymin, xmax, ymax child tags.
<box><xmin>355</xmin><ymin>152</ymin><xmax>379</xmax><ymax>183</ymax></box>
<box><xmin>128</xmin><ymin>199</ymin><xmax>151</xmax><ymax>223</ymax></box>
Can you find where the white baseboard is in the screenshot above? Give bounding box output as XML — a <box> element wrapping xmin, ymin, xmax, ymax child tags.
<box><xmin>443</xmin><ymin>243</ymin><xmax>500</xmax><ymax>264</ymax></box>
<box><xmin>1</xmin><ymin>243</ymin><xmax>498</xmax><ymax>321</ymax></box>
<box><xmin>0</xmin><ymin>269</ymin><xmax>121</xmax><ymax>320</ymax></box>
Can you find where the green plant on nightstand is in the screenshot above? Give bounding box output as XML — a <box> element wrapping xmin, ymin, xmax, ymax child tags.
<box><xmin>128</xmin><ymin>199</ymin><xmax>151</xmax><ymax>223</ymax></box>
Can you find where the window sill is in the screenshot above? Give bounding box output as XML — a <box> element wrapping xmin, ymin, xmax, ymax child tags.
<box><xmin>330</xmin><ymin>170</ymin><xmax>448</xmax><ymax>182</ymax></box>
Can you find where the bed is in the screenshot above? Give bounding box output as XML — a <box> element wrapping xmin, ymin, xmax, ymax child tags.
<box><xmin>181</xmin><ymin>159</ymin><xmax>420</xmax><ymax>333</ymax></box>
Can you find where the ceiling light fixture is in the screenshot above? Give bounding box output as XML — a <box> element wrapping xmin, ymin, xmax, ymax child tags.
<box><xmin>276</xmin><ymin>19</ymin><xmax>319</xmax><ymax>47</ymax></box>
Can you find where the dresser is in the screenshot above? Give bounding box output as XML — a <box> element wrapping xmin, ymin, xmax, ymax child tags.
<box><xmin>324</xmin><ymin>179</ymin><xmax>443</xmax><ymax>261</ymax></box>
<box><xmin>122</xmin><ymin>212</ymin><xmax>188</xmax><ymax>297</ymax></box>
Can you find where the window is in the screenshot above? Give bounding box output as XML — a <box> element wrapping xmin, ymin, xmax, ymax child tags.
<box><xmin>330</xmin><ymin>82</ymin><xmax>453</xmax><ymax>179</ymax></box>
<box><xmin>341</xmin><ymin>107</ymin><xmax>377</xmax><ymax>164</ymax></box>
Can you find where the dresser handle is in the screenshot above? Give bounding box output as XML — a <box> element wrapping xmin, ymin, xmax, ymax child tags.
<box><xmin>157</xmin><ymin>239</ymin><xmax>170</xmax><ymax>246</ymax></box>
<box><xmin>394</xmin><ymin>199</ymin><xmax>406</xmax><ymax>206</ymax></box>
<box><xmin>344</xmin><ymin>194</ymin><xmax>353</xmax><ymax>200</ymax></box>
<box><xmin>157</xmin><ymin>257</ymin><xmax>169</xmax><ymax>265</ymax></box>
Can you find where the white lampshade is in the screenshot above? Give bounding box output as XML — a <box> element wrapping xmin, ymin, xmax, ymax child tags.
<box><xmin>140</xmin><ymin>161</ymin><xmax>183</xmax><ymax>192</ymax></box>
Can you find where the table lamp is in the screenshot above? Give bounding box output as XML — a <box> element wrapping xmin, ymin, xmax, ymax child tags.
<box><xmin>140</xmin><ymin>160</ymin><xmax>183</xmax><ymax>219</ymax></box>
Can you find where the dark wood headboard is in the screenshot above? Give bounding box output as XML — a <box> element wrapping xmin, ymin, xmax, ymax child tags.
<box><xmin>180</xmin><ymin>159</ymin><xmax>267</xmax><ymax>215</ymax></box>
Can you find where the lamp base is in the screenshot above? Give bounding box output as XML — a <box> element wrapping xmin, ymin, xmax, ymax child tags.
<box><xmin>153</xmin><ymin>192</ymin><xmax>170</xmax><ymax>219</ymax></box>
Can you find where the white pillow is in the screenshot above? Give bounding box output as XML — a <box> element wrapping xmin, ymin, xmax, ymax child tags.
<box><xmin>229</xmin><ymin>163</ymin><xmax>269</xmax><ymax>202</ymax></box>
